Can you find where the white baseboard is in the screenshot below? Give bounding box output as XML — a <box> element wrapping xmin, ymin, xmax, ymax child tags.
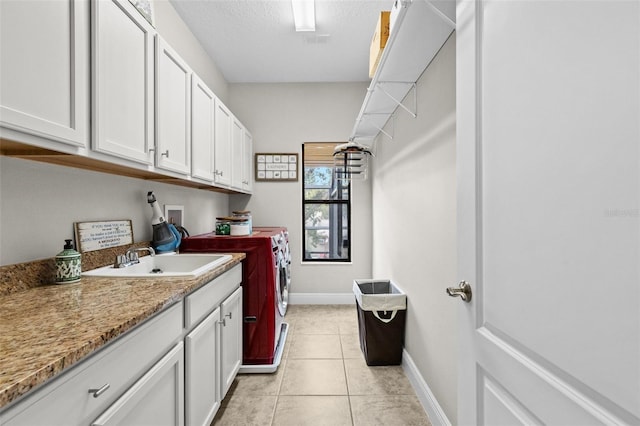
<box><xmin>288</xmin><ymin>293</ymin><xmax>355</xmax><ymax>305</ymax></box>
<box><xmin>402</xmin><ymin>349</ymin><xmax>452</xmax><ymax>426</ymax></box>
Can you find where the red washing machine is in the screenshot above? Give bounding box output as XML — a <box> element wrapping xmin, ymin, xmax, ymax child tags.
<box><xmin>180</xmin><ymin>227</ymin><xmax>290</xmax><ymax>373</ymax></box>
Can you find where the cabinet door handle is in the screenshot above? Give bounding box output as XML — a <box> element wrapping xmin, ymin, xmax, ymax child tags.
<box><xmin>217</xmin><ymin>319</ymin><xmax>226</xmax><ymax>327</ymax></box>
<box><xmin>88</xmin><ymin>383</ymin><xmax>110</xmax><ymax>398</ymax></box>
<box><xmin>225</xmin><ymin>312</ymin><xmax>232</xmax><ymax>320</ymax></box>
<box><xmin>161</xmin><ymin>150</ymin><xmax>169</xmax><ymax>157</ymax></box>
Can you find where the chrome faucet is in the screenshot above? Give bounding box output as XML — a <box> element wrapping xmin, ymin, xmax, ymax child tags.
<box><xmin>114</xmin><ymin>247</ymin><xmax>155</xmax><ymax>268</ymax></box>
<box><xmin>126</xmin><ymin>247</ymin><xmax>156</xmax><ymax>258</ymax></box>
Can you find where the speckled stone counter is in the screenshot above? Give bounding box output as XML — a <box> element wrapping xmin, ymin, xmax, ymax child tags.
<box><xmin>0</xmin><ymin>253</ymin><xmax>245</xmax><ymax>410</ymax></box>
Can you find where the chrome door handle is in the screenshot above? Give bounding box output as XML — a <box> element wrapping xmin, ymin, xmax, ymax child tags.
<box><xmin>446</xmin><ymin>281</ymin><xmax>472</xmax><ymax>302</ymax></box>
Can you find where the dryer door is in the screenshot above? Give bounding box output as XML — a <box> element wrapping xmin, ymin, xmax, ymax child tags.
<box><xmin>275</xmin><ymin>250</ymin><xmax>289</xmax><ymax>316</ymax></box>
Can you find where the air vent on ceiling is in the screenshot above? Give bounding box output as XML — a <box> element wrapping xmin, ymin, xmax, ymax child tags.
<box><xmin>304</xmin><ymin>34</ymin><xmax>331</xmax><ymax>44</ymax></box>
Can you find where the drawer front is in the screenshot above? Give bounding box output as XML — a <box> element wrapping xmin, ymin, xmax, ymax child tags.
<box><xmin>184</xmin><ymin>264</ymin><xmax>241</xmax><ymax>330</ymax></box>
<box><xmin>91</xmin><ymin>342</ymin><xmax>184</xmax><ymax>426</ymax></box>
<box><xmin>3</xmin><ymin>302</ymin><xmax>183</xmax><ymax>426</ymax></box>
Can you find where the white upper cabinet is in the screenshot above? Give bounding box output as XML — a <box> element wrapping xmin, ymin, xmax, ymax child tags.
<box><xmin>0</xmin><ymin>0</ymin><xmax>89</xmax><ymax>147</ymax></box>
<box><xmin>230</xmin><ymin>117</ymin><xmax>244</xmax><ymax>190</ymax></box>
<box><xmin>242</xmin><ymin>129</ymin><xmax>253</xmax><ymax>193</ymax></box>
<box><xmin>213</xmin><ymin>99</ymin><xmax>232</xmax><ymax>187</ymax></box>
<box><xmin>191</xmin><ymin>75</ymin><xmax>215</xmax><ymax>182</ymax></box>
<box><xmin>92</xmin><ymin>0</ymin><xmax>155</xmax><ymax>165</ymax></box>
<box><xmin>155</xmin><ymin>37</ymin><xmax>191</xmax><ymax>175</ymax></box>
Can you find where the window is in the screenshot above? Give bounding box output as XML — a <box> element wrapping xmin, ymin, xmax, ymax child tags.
<box><xmin>302</xmin><ymin>142</ymin><xmax>351</xmax><ymax>262</ymax></box>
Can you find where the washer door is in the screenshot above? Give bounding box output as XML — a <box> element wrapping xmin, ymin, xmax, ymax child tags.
<box><xmin>276</xmin><ymin>251</ymin><xmax>289</xmax><ymax>316</ymax></box>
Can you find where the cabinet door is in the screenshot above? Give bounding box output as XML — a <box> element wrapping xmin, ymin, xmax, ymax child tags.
<box><xmin>185</xmin><ymin>308</ymin><xmax>221</xmax><ymax>426</ymax></box>
<box><xmin>220</xmin><ymin>287</ymin><xmax>242</xmax><ymax>398</ymax></box>
<box><xmin>230</xmin><ymin>117</ymin><xmax>244</xmax><ymax>190</ymax></box>
<box><xmin>0</xmin><ymin>0</ymin><xmax>89</xmax><ymax>147</ymax></box>
<box><xmin>156</xmin><ymin>37</ymin><xmax>191</xmax><ymax>175</ymax></box>
<box><xmin>92</xmin><ymin>0</ymin><xmax>154</xmax><ymax>165</ymax></box>
<box><xmin>191</xmin><ymin>75</ymin><xmax>215</xmax><ymax>182</ymax></box>
<box><xmin>213</xmin><ymin>99</ymin><xmax>232</xmax><ymax>187</ymax></box>
<box><xmin>92</xmin><ymin>342</ymin><xmax>184</xmax><ymax>426</ymax></box>
<box><xmin>242</xmin><ymin>130</ymin><xmax>253</xmax><ymax>193</ymax></box>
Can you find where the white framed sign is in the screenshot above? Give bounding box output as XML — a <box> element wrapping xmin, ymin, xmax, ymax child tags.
<box><xmin>74</xmin><ymin>220</ymin><xmax>133</xmax><ymax>253</ymax></box>
<box><xmin>255</xmin><ymin>153</ymin><xmax>298</xmax><ymax>181</ymax></box>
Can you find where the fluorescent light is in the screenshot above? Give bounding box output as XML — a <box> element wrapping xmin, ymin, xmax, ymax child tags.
<box><xmin>291</xmin><ymin>0</ymin><xmax>315</xmax><ymax>32</ymax></box>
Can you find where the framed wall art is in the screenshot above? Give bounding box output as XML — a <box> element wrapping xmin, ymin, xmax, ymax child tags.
<box><xmin>255</xmin><ymin>153</ymin><xmax>298</xmax><ymax>181</ymax></box>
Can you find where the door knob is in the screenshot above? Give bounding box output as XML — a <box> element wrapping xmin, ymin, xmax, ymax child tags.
<box><xmin>446</xmin><ymin>281</ymin><xmax>472</xmax><ymax>302</ymax></box>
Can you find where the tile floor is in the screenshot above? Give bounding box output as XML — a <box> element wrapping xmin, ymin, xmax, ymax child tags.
<box><xmin>212</xmin><ymin>304</ymin><xmax>431</xmax><ymax>426</ymax></box>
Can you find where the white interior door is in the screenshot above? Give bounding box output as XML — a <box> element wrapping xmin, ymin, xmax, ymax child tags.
<box><xmin>456</xmin><ymin>1</ymin><xmax>640</xmax><ymax>424</ymax></box>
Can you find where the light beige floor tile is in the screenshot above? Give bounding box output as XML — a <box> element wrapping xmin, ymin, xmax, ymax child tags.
<box><xmin>228</xmin><ymin>360</ymin><xmax>286</xmax><ymax>396</ymax></box>
<box><xmin>340</xmin><ymin>334</ymin><xmax>363</xmax><ymax>359</ymax></box>
<box><xmin>211</xmin><ymin>395</ymin><xmax>276</xmax><ymax>426</ymax></box>
<box><xmin>280</xmin><ymin>359</ymin><xmax>348</xmax><ymax>395</ymax></box>
<box><xmin>292</xmin><ymin>317</ymin><xmax>341</xmax><ymax>335</ymax></box>
<box><xmin>350</xmin><ymin>395</ymin><xmax>431</xmax><ymax>426</ymax></box>
<box><xmin>345</xmin><ymin>358</ymin><xmax>414</xmax><ymax>395</ymax></box>
<box><xmin>272</xmin><ymin>396</ymin><xmax>352</xmax><ymax>426</ymax></box>
<box><xmin>339</xmin><ymin>317</ymin><xmax>360</xmax><ymax>335</ymax></box>
<box><xmin>289</xmin><ymin>334</ymin><xmax>343</xmax><ymax>359</ymax></box>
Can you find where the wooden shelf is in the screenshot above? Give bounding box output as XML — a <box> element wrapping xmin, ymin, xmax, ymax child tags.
<box><xmin>350</xmin><ymin>0</ymin><xmax>455</xmax><ymax>142</ymax></box>
<box><xmin>0</xmin><ymin>139</ymin><xmax>235</xmax><ymax>194</ymax></box>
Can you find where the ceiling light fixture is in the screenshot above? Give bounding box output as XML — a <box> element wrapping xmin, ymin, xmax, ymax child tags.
<box><xmin>291</xmin><ymin>0</ymin><xmax>315</xmax><ymax>32</ymax></box>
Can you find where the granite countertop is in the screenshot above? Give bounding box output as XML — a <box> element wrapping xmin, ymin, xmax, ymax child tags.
<box><xmin>0</xmin><ymin>253</ymin><xmax>245</xmax><ymax>410</ymax></box>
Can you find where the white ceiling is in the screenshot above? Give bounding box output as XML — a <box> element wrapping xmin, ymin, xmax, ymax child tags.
<box><xmin>169</xmin><ymin>0</ymin><xmax>395</xmax><ymax>83</ymax></box>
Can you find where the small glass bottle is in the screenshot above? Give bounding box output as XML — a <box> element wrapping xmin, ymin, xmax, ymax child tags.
<box><xmin>55</xmin><ymin>239</ymin><xmax>82</xmax><ymax>284</ymax></box>
<box><xmin>215</xmin><ymin>217</ymin><xmax>232</xmax><ymax>235</ymax></box>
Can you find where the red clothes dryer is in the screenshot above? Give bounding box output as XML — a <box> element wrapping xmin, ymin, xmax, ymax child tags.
<box><xmin>180</xmin><ymin>227</ymin><xmax>289</xmax><ymax>372</ymax></box>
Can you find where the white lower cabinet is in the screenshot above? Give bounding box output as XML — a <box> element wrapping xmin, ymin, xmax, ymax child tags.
<box><xmin>184</xmin><ymin>265</ymin><xmax>242</xmax><ymax>426</ymax></box>
<box><xmin>1</xmin><ymin>302</ymin><xmax>183</xmax><ymax>426</ymax></box>
<box><xmin>91</xmin><ymin>342</ymin><xmax>184</xmax><ymax>426</ymax></box>
<box><xmin>185</xmin><ymin>307</ymin><xmax>221</xmax><ymax>426</ymax></box>
<box><xmin>1</xmin><ymin>265</ymin><xmax>243</xmax><ymax>426</ymax></box>
<box><xmin>220</xmin><ymin>287</ymin><xmax>242</xmax><ymax>398</ymax></box>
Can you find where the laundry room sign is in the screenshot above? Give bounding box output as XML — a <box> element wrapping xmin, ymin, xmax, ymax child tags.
<box><xmin>255</xmin><ymin>153</ymin><xmax>298</xmax><ymax>181</ymax></box>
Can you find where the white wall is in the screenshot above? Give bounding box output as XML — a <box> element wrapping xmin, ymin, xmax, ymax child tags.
<box><xmin>0</xmin><ymin>0</ymin><xmax>230</xmax><ymax>266</ymax></box>
<box><xmin>371</xmin><ymin>35</ymin><xmax>457</xmax><ymax>422</ymax></box>
<box><xmin>0</xmin><ymin>157</ymin><xmax>228</xmax><ymax>265</ymax></box>
<box><xmin>228</xmin><ymin>83</ymin><xmax>373</xmax><ymax>295</ymax></box>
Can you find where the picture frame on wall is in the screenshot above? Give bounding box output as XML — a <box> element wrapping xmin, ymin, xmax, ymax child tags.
<box><xmin>255</xmin><ymin>153</ymin><xmax>298</xmax><ymax>181</ymax></box>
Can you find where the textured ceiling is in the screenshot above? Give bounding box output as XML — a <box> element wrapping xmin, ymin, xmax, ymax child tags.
<box><xmin>169</xmin><ymin>0</ymin><xmax>394</xmax><ymax>83</ymax></box>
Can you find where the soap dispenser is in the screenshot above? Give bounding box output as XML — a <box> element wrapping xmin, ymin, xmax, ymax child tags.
<box><xmin>55</xmin><ymin>239</ymin><xmax>82</xmax><ymax>284</ymax></box>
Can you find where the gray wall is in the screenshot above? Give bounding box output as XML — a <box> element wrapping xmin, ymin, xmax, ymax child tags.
<box><xmin>371</xmin><ymin>35</ymin><xmax>457</xmax><ymax>422</ymax></box>
<box><xmin>0</xmin><ymin>0</ymin><xmax>230</xmax><ymax>265</ymax></box>
<box><xmin>228</xmin><ymin>83</ymin><xmax>373</xmax><ymax>295</ymax></box>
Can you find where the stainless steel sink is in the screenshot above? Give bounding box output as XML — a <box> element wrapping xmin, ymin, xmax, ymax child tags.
<box><xmin>83</xmin><ymin>253</ymin><xmax>232</xmax><ymax>278</ymax></box>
